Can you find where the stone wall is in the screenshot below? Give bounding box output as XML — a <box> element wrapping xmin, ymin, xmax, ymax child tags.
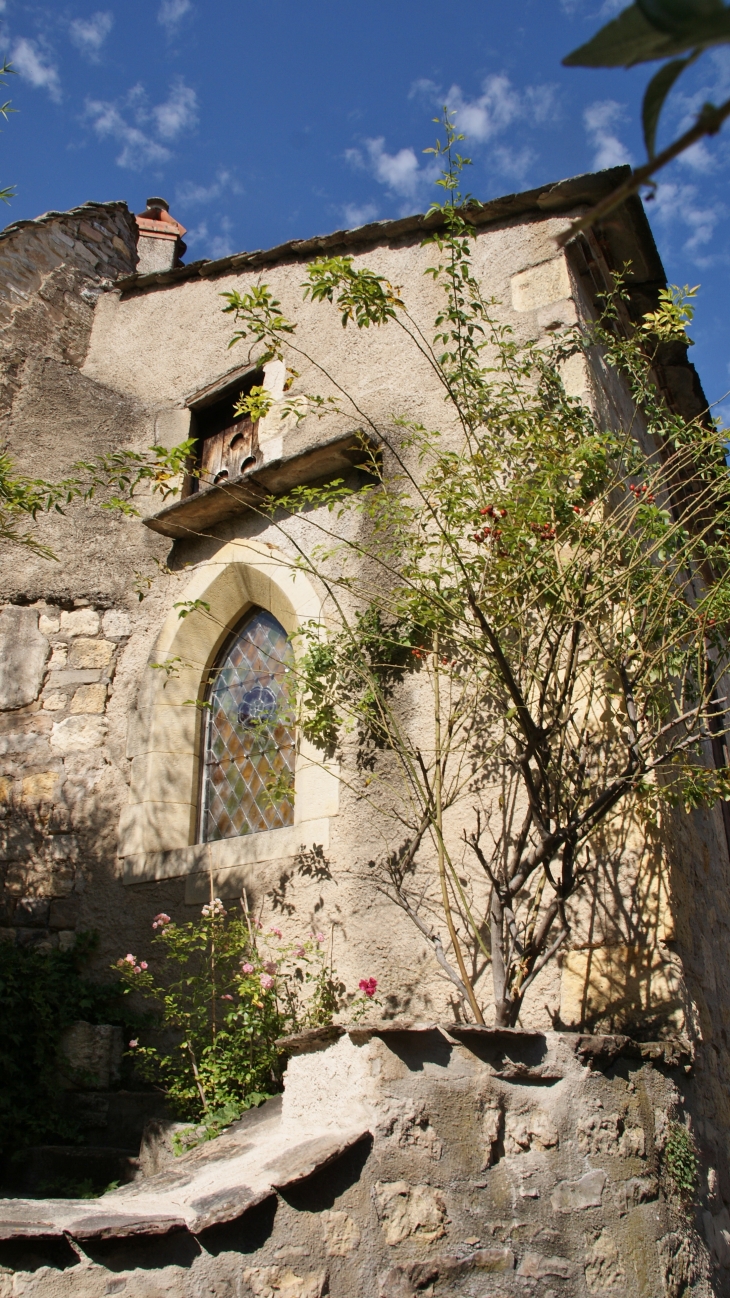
<box><xmin>1</xmin><ymin>182</ymin><xmax>730</xmax><ymax>1260</ymax></box>
<box><xmin>0</xmin><ymin>1027</ymin><xmax>725</xmax><ymax>1297</ymax></box>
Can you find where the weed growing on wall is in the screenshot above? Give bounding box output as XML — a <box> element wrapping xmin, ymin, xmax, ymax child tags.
<box><xmin>663</xmin><ymin>1121</ymin><xmax>699</xmax><ymax>1203</ymax></box>
<box><xmin>114</xmin><ymin>899</ymin><xmax>375</xmax><ymax>1138</ymax></box>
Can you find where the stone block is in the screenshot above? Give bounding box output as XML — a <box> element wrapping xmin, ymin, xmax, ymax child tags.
<box><xmin>50</xmin><ymin>833</ymin><xmax>78</xmax><ymax>861</ymax></box>
<box><xmin>58</xmin><ymin>1022</ymin><xmax>123</xmax><ymax>1090</ymax></box>
<box><xmin>49</xmin><ymin>895</ymin><xmax>81</xmax><ymax>929</ymax></box>
<box><xmin>373</xmin><ymin>1181</ymin><xmax>447</xmax><ymax>1245</ymax></box>
<box><xmin>58</xmin><ymin>930</ymin><xmax>76</xmax><ymax>951</ymax></box>
<box><xmin>117</xmin><ymin>798</ymin><xmax>197</xmax><ymax>858</ymax></box>
<box><xmin>242</xmin><ymin>1268</ymin><xmax>327</xmax><ymax>1298</ymax></box>
<box><xmin>517</xmin><ymin>1253</ymin><xmax>574</xmax><ymax>1279</ymax></box>
<box><xmin>0</xmin><ymin>823</ymin><xmax>35</xmax><ymax>861</ymax></box>
<box><xmin>21</xmin><ymin>771</ymin><xmax>59</xmax><ymax>803</ymax></box>
<box><xmin>0</xmin><ymin>606</ymin><xmax>49</xmax><ymax>709</ymax></box>
<box><xmin>78</xmin><ymin>220</ymin><xmax>103</xmax><ymax>243</ymax></box>
<box><xmin>48</xmin><ymin>670</ymin><xmax>101</xmax><ymax>686</ymax></box>
<box><xmin>551</xmin><ymin>1168</ymin><xmax>606</xmax><ymax>1213</ymax></box>
<box><xmin>70</xmin><ymin>683</ymin><xmax>107</xmax><ymax>714</ymax></box>
<box><xmin>50</xmin><ymin>715</ymin><xmax>107</xmax><ymax>753</ymax></box>
<box><xmin>0</xmin><ymin>732</ymin><xmax>48</xmax><ymax>756</ymax></box>
<box><xmin>322</xmin><ymin>1210</ymin><xmax>361</xmax><ymax>1257</ymax></box>
<box><xmin>48</xmin><ymin>645</ymin><xmax>68</xmax><ymax>668</ymax></box>
<box><xmin>102</xmin><ymin>610</ymin><xmax>132</xmax><ymax>638</ymax></box>
<box><xmin>42</xmin><ymin>691</ymin><xmax>67</xmax><ymax>711</ymax></box>
<box><xmin>584</xmin><ymin>1230</ymin><xmax>626</xmax><ymax>1290</ymax></box>
<box><xmin>511</xmin><ymin>255</ymin><xmax>571</xmax><ymax>312</ymax></box>
<box><xmin>0</xmin><ymin>776</ymin><xmax>10</xmax><ymax>801</ymax></box>
<box><xmin>60</xmin><ymin>609</ymin><xmax>100</xmax><ymax>637</ymax></box>
<box><xmin>68</xmin><ymin>638</ymin><xmax>113</xmax><ymax>669</ymax></box>
<box><xmin>14</xmin><ymin>896</ymin><xmax>51</xmax><ymax>927</ymax></box>
<box><xmin>38</xmin><ymin>614</ymin><xmax>60</xmax><ymax>635</ymax></box>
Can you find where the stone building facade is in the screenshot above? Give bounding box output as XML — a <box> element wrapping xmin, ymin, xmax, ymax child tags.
<box><xmin>1</xmin><ymin>170</ymin><xmax>730</xmax><ymax>1292</ymax></box>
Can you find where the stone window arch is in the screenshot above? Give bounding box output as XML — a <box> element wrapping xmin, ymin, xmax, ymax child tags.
<box><xmin>200</xmin><ymin>607</ymin><xmax>296</xmax><ymax>842</ymax></box>
<box><xmin>119</xmin><ymin>540</ymin><xmax>339</xmax><ymax>895</ymax></box>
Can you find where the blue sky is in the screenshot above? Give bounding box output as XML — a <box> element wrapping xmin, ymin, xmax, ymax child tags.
<box><xmin>2</xmin><ymin>0</ymin><xmax>730</xmax><ymax>419</ymax></box>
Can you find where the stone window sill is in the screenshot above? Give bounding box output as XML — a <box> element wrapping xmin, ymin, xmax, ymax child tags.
<box><xmin>122</xmin><ymin>816</ymin><xmax>332</xmax><ymax>903</ymax></box>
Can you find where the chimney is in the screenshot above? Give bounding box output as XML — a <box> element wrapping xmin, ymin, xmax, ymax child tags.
<box><xmin>134</xmin><ymin>197</ymin><xmax>187</xmax><ymax>275</ymax></box>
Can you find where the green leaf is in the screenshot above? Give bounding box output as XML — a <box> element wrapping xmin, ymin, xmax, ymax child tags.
<box><xmin>638</xmin><ymin>0</ymin><xmax>725</xmax><ymax>36</ymax></box>
<box><xmin>642</xmin><ymin>55</ymin><xmax>694</xmax><ymax>154</ymax></box>
<box><xmin>564</xmin><ymin>6</ymin><xmax>687</xmax><ymax>67</ymax></box>
<box><xmin>563</xmin><ymin>1</ymin><xmax>730</xmax><ymax>67</ymax></box>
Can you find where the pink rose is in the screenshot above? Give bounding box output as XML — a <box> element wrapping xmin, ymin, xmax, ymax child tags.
<box><xmin>315</xmin><ymin>932</ymin><xmax>325</xmax><ymax>943</ymax></box>
<box><xmin>221</xmin><ymin>994</ymin><xmax>234</xmax><ymax>1001</ymax></box>
<box><xmin>140</xmin><ymin>962</ymin><xmax>148</xmax><ymax>970</ymax></box>
<box><xmin>359</xmin><ymin>977</ymin><xmax>378</xmax><ymax>998</ymax></box>
<box><xmin>128</xmin><ymin>1039</ymin><xmax>138</xmax><ymax>1049</ymax></box>
<box><xmin>293</xmin><ymin>945</ymin><xmax>305</xmax><ymax>958</ymax></box>
<box><xmin>124</xmin><ymin>954</ymin><xmax>135</xmax><ymax>964</ymax></box>
<box><xmin>269</xmin><ymin>927</ymin><xmax>282</xmax><ymax>939</ymax></box>
<box><xmin>260</xmin><ymin>973</ymin><xmax>274</xmax><ymax>991</ymax></box>
<box><xmin>241</xmin><ymin>962</ymin><xmax>255</xmax><ymax>974</ymax></box>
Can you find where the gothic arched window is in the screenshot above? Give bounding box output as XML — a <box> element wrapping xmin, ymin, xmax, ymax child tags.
<box><xmin>200</xmin><ymin>608</ymin><xmax>296</xmax><ymax>842</ymax></box>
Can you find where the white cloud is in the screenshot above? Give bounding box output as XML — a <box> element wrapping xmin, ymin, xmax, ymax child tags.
<box><xmin>86</xmin><ymin>100</ymin><xmax>170</xmax><ymax>169</ymax></box>
<box><xmin>70</xmin><ymin>11</ymin><xmax>113</xmax><ymax>58</ymax></box>
<box><xmin>158</xmin><ymin>0</ymin><xmax>192</xmax><ymax>31</ymax></box>
<box><xmin>85</xmin><ymin>79</ymin><xmax>197</xmax><ymax>170</ymax></box>
<box><xmin>446</xmin><ymin>75</ymin><xmax>521</xmax><ymax>142</ymax></box>
<box><xmin>151</xmin><ymin>78</ymin><xmax>198</xmax><ymax>139</ymax></box>
<box><xmin>584</xmin><ymin>99</ymin><xmax>633</xmax><ymax>169</ymax></box>
<box><xmin>342</xmin><ymin>201</ymin><xmax>379</xmax><ymax>227</ymax></box>
<box><xmin>443</xmin><ymin>74</ymin><xmax>558</xmax><ymax>143</ymax></box>
<box><xmin>175</xmin><ymin>169</ymin><xmax>242</xmax><ymax>206</ymax></box>
<box><xmin>184</xmin><ymin>220</ymin><xmax>208</xmax><ymax>248</ymax></box>
<box><xmin>365</xmin><ymin>138</ymin><xmax>424</xmax><ymax>199</ymax></box>
<box><xmin>491</xmin><ymin>145</ymin><xmax>535</xmax><ymax>184</ymax></box>
<box><xmin>650</xmin><ymin>180</ymin><xmax>724</xmax><ymax>259</ymax></box>
<box><xmin>11</xmin><ymin>37</ymin><xmax>60</xmax><ymax>101</ymax></box>
<box><xmin>561</xmin><ymin>0</ymin><xmax>629</xmax><ymax>11</ymax></box>
<box><xmin>209</xmin><ymin>232</ymin><xmax>234</xmax><ymax>259</ymax></box>
<box><xmin>346</xmin><ymin>138</ymin><xmax>438</xmax><ymax>209</ymax></box>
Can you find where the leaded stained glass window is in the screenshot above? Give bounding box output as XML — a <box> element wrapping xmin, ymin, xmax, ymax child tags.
<box><xmin>199</xmin><ymin>608</ymin><xmax>296</xmax><ymax>842</ymax></box>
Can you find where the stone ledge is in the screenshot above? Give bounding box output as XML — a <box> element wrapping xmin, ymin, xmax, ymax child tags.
<box><xmin>122</xmin><ymin>817</ymin><xmax>333</xmax><ymax>886</ymax></box>
<box><xmin>143</xmin><ymin>431</ymin><xmax>379</xmax><ymax>539</ymax></box>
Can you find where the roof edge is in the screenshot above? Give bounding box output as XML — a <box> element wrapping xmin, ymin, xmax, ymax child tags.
<box><xmin>115</xmin><ymin>166</ymin><xmax>633</xmax><ymax>296</ymax></box>
<box><xmin>0</xmin><ymin>199</ymin><xmax>133</xmax><ymax>246</ymax></box>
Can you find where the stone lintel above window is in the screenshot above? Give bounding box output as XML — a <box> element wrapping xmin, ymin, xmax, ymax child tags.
<box><xmin>143</xmin><ymin>429</ymin><xmax>380</xmax><ymax>540</ymax></box>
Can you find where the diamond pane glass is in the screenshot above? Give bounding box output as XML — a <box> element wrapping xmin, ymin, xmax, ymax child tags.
<box><xmin>200</xmin><ymin>608</ymin><xmax>296</xmax><ymax>842</ymax></box>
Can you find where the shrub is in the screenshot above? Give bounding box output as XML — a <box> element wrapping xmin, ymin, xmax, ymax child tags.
<box><xmin>114</xmin><ymin>899</ymin><xmax>376</xmax><ymax>1141</ymax></box>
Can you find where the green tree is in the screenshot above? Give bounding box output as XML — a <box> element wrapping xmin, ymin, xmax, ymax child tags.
<box><xmin>217</xmin><ymin>115</ymin><xmax>730</xmax><ymax>1028</ymax></box>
